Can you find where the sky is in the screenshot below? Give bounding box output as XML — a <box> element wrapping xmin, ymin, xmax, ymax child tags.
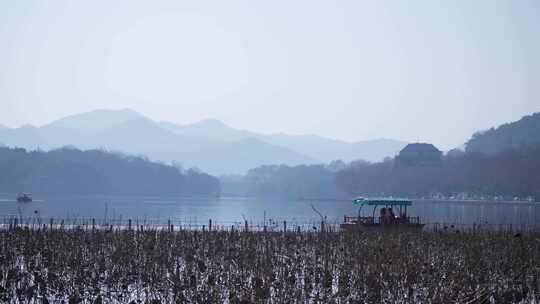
<box><xmin>1</xmin><ymin>0</ymin><xmax>539</xmax><ymax>150</ymax></box>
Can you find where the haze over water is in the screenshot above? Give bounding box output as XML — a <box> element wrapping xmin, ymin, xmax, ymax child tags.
<box><xmin>1</xmin><ymin>194</ymin><xmax>538</xmax><ymax>230</ymax></box>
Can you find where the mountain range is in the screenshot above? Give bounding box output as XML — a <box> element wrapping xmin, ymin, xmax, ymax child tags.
<box><xmin>0</xmin><ymin>109</ymin><xmax>407</xmax><ymax>174</ymax></box>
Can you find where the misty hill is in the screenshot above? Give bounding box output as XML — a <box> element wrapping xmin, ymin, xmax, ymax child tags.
<box><xmin>0</xmin><ymin>146</ymin><xmax>220</xmax><ymax>196</ymax></box>
<box><xmin>159</xmin><ymin>119</ymin><xmax>258</xmax><ymax>142</ymax></box>
<box><xmin>0</xmin><ymin>110</ymin><xmax>316</xmax><ymax>174</ymax></box>
<box><xmin>264</xmin><ymin>134</ymin><xmax>407</xmax><ymax>163</ymax></box>
<box><xmin>466</xmin><ymin>112</ymin><xmax>540</xmax><ymax>154</ymax></box>
<box><xmin>159</xmin><ymin>117</ymin><xmax>407</xmax><ymax>163</ymax></box>
<box><xmin>0</xmin><ymin>109</ymin><xmax>407</xmax><ymax>174</ymax></box>
<box><xmin>42</xmin><ymin>108</ymin><xmax>144</xmax><ymax>134</ymax></box>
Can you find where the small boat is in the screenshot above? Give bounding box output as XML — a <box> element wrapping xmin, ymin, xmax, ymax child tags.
<box><xmin>17</xmin><ymin>192</ymin><xmax>32</xmax><ymax>202</ymax></box>
<box><xmin>340</xmin><ymin>198</ymin><xmax>424</xmax><ymax>232</ymax></box>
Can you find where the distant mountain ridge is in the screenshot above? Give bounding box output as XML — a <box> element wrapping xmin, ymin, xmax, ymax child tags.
<box><xmin>159</xmin><ymin>118</ymin><xmax>408</xmax><ymax>163</ymax></box>
<box><xmin>263</xmin><ymin>134</ymin><xmax>406</xmax><ymax>164</ymax></box>
<box><xmin>159</xmin><ymin>118</ymin><xmax>258</xmax><ymax>141</ymax></box>
<box><xmin>42</xmin><ymin>108</ymin><xmax>144</xmax><ymax>134</ymax></box>
<box><xmin>0</xmin><ymin>109</ymin><xmax>407</xmax><ymax>174</ymax></box>
<box><xmin>466</xmin><ymin>112</ymin><xmax>540</xmax><ymax>154</ymax></box>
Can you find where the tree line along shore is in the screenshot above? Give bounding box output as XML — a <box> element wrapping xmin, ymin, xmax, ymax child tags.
<box><xmin>1</xmin><ymin>142</ymin><xmax>540</xmax><ymax>201</ymax></box>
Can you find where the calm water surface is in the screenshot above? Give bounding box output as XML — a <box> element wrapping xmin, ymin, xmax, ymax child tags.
<box><xmin>0</xmin><ymin>194</ymin><xmax>538</xmax><ymax>229</ymax></box>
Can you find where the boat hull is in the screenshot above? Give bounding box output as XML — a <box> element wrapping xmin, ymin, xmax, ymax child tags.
<box><xmin>340</xmin><ymin>222</ymin><xmax>424</xmax><ymax>232</ymax></box>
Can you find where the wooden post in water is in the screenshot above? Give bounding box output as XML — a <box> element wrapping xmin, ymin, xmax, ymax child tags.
<box><xmin>209</xmin><ymin>219</ymin><xmax>212</xmax><ymax>231</ymax></box>
<box><xmin>92</xmin><ymin>218</ymin><xmax>95</xmax><ymax>231</ymax></box>
<box><xmin>283</xmin><ymin>220</ymin><xmax>287</xmax><ymax>233</ymax></box>
<box><xmin>128</xmin><ymin>219</ymin><xmax>132</xmax><ymax>231</ymax></box>
<box><xmin>50</xmin><ymin>218</ymin><xmax>54</xmax><ymax>230</ymax></box>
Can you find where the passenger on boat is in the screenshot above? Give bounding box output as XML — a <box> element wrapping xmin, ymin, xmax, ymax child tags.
<box><xmin>388</xmin><ymin>208</ymin><xmax>396</xmax><ymax>223</ymax></box>
<box><xmin>380</xmin><ymin>208</ymin><xmax>387</xmax><ymax>224</ymax></box>
<box><xmin>380</xmin><ymin>208</ymin><xmax>396</xmax><ymax>224</ymax></box>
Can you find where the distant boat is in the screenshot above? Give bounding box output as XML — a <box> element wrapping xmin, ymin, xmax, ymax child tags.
<box><xmin>17</xmin><ymin>192</ymin><xmax>32</xmax><ymax>202</ymax></box>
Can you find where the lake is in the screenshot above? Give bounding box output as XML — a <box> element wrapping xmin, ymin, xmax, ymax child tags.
<box><xmin>0</xmin><ymin>194</ymin><xmax>538</xmax><ymax>230</ymax></box>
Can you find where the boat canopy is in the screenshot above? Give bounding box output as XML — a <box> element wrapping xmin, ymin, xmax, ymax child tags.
<box><xmin>352</xmin><ymin>198</ymin><xmax>412</xmax><ymax>206</ymax></box>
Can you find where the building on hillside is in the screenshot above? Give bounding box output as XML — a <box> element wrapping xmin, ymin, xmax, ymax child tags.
<box><xmin>395</xmin><ymin>143</ymin><xmax>443</xmax><ymax>167</ymax></box>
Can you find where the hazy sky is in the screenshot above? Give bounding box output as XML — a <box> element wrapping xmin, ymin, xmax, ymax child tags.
<box><xmin>1</xmin><ymin>0</ymin><xmax>539</xmax><ymax>150</ymax></box>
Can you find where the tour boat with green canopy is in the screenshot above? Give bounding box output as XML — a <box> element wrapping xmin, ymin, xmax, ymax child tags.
<box><xmin>341</xmin><ymin>197</ymin><xmax>424</xmax><ymax>231</ymax></box>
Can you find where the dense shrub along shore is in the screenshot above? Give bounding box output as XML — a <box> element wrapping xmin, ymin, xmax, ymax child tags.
<box><xmin>0</xmin><ymin>228</ymin><xmax>538</xmax><ymax>303</ymax></box>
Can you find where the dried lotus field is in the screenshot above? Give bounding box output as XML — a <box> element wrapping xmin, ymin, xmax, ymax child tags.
<box><xmin>0</xmin><ymin>227</ymin><xmax>539</xmax><ymax>303</ymax></box>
